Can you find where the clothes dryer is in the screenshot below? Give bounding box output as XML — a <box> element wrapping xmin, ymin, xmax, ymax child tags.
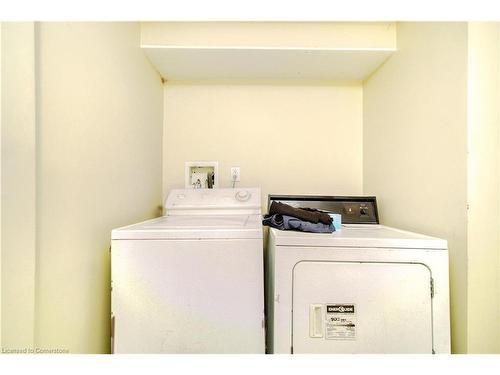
<box><xmin>266</xmin><ymin>195</ymin><xmax>450</xmax><ymax>354</ymax></box>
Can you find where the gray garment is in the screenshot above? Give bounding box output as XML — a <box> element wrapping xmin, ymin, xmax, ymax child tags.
<box><xmin>263</xmin><ymin>214</ymin><xmax>334</xmax><ymax>233</ymax></box>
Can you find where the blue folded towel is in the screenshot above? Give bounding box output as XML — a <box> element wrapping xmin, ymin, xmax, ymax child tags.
<box><xmin>328</xmin><ymin>213</ymin><xmax>342</xmax><ymax>230</ymax></box>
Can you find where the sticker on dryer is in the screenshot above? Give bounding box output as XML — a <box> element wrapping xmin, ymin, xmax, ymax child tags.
<box><xmin>325</xmin><ymin>304</ymin><xmax>356</xmax><ymax>340</ymax></box>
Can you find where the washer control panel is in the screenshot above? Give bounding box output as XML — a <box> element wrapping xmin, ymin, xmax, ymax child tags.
<box><xmin>166</xmin><ymin>188</ymin><xmax>261</xmax><ymax>211</ymax></box>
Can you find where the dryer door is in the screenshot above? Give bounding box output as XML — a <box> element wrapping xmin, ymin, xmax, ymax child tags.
<box><xmin>292</xmin><ymin>261</ymin><xmax>433</xmax><ymax>353</ymax></box>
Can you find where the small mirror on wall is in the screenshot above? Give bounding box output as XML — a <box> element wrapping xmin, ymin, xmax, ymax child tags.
<box><xmin>185</xmin><ymin>161</ymin><xmax>218</xmax><ymax>189</ymax></box>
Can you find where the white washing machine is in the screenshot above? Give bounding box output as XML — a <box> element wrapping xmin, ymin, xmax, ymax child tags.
<box><xmin>266</xmin><ymin>195</ymin><xmax>450</xmax><ymax>354</ymax></box>
<box><xmin>111</xmin><ymin>188</ymin><xmax>265</xmax><ymax>353</ymax></box>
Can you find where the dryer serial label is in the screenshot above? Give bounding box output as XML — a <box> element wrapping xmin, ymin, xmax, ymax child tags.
<box><xmin>325</xmin><ymin>304</ymin><xmax>356</xmax><ymax>340</ymax></box>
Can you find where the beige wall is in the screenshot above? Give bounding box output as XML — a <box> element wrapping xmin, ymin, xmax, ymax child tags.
<box><xmin>0</xmin><ymin>22</ymin><xmax>2</xmax><ymax>342</ymax></box>
<box><xmin>0</xmin><ymin>21</ymin><xmax>3</xmax><ymax>344</ymax></box>
<box><xmin>466</xmin><ymin>22</ymin><xmax>499</xmax><ymax>354</ymax></box>
<box><xmin>163</xmin><ymin>82</ymin><xmax>363</xmax><ymax>207</ymax></box>
<box><xmin>363</xmin><ymin>23</ymin><xmax>469</xmax><ymax>353</ymax></box>
<box><xmin>31</xmin><ymin>23</ymin><xmax>163</xmax><ymax>353</ymax></box>
<box><xmin>1</xmin><ymin>22</ymin><xmax>37</xmax><ymax>350</ymax></box>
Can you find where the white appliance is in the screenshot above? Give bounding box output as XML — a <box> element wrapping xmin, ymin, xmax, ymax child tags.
<box><xmin>266</xmin><ymin>195</ymin><xmax>450</xmax><ymax>354</ymax></box>
<box><xmin>111</xmin><ymin>188</ymin><xmax>265</xmax><ymax>353</ymax></box>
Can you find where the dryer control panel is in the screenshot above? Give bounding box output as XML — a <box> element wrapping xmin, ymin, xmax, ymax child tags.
<box><xmin>267</xmin><ymin>195</ymin><xmax>379</xmax><ymax>225</ymax></box>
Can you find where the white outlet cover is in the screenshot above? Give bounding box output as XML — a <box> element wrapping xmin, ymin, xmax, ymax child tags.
<box><xmin>231</xmin><ymin>167</ymin><xmax>241</xmax><ymax>182</ymax></box>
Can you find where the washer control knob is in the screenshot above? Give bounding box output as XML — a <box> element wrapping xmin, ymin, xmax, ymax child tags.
<box><xmin>235</xmin><ymin>190</ymin><xmax>251</xmax><ymax>202</ymax></box>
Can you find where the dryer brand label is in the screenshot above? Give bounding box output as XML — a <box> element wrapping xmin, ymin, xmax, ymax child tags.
<box><xmin>327</xmin><ymin>304</ymin><xmax>355</xmax><ymax>314</ymax></box>
<box><xmin>325</xmin><ymin>303</ymin><xmax>356</xmax><ymax>340</ymax></box>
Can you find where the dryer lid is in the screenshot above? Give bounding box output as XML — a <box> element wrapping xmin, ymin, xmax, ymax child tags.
<box><xmin>269</xmin><ymin>225</ymin><xmax>447</xmax><ymax>249</ymax></box>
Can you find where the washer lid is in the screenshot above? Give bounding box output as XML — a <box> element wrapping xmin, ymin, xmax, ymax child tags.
<box><xmin>112</xmin><ymin>214</ymin><xmax>263</xmax><ymax>240</ymax></box>
<box><xmin>270</xmin><ymin>225</ymin><xmax>447</xmax><ymax>249</ymax></box>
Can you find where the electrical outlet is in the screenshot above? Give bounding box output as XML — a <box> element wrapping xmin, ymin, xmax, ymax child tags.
<box><xmin>231</xmin><ymin>167</ymin><xmax>240</xmax><ymax>182</ymax></box>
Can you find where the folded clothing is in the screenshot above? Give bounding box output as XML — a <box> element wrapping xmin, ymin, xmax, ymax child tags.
<box><xmin>263</xmin><ymin>214</ymin><xmax>334</xmax><ymax>233</ymax></box>
<box><xmin>269</xmin><ymin>201</ymin><xmax>333</xmax><ymax>225</ymax></box>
